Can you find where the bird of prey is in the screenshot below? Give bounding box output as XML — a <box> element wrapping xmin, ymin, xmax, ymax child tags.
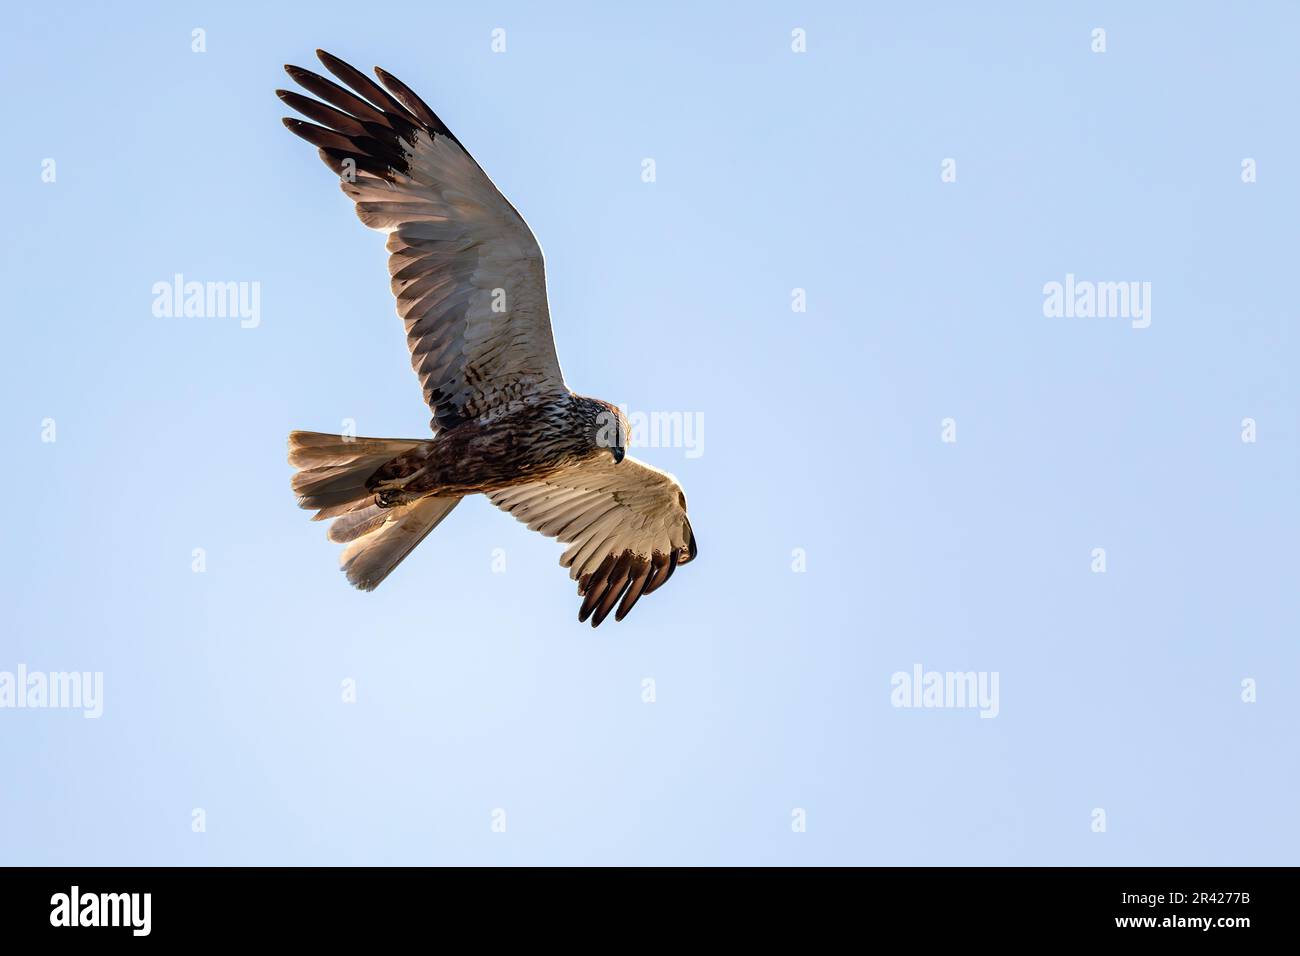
<box><xmin>279</xmin><ymin>50</ymin><xmax>696</xmax><ymax>626</ymax></box>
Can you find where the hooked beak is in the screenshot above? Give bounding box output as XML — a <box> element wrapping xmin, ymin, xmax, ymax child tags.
<box><xmin>611</xmin><ymin>445</ymin><xmax>625</xmax><ymax>464</ymax></box>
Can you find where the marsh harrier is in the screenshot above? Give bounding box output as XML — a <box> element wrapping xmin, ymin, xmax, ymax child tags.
<box><xmin>279</xmin><ymin>50</ymin><xmax>696</xmax><ymax>626</ymax></box>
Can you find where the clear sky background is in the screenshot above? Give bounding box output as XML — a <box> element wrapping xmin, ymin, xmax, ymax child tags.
<box><xmin>2</xmin><ymin>1</ymin><xmax>1296</xmax><ymax>865</ymax></box>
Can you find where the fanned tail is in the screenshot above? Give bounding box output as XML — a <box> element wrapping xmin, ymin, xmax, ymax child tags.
<box><xmin>288</xmin><ymin>430</ymin><xmax>461</xmax><ymax>589</ymax></box>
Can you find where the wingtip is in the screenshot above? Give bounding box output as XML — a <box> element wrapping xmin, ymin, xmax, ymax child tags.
<box><xmin>344</xmin><ymin>567</ymin><xmax>380</xmax><ymax>593</ymax></box>
<box><xmin>316</xmin><ymin>49</ymin><xmax>352</xmax><ymax>74</ymax></box>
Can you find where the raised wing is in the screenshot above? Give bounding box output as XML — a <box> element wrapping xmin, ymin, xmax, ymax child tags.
<box><xmin>489</xmin><ymin>457</ymin><xmax>698</xmax><ymax>627</ymax></box>
<box><xmin>279</xmin><ymin>50</ymin><xmax>568</xmax><ymax>431</ymax></box>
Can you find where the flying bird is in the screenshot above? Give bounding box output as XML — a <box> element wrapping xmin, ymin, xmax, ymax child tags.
<box><xmin>279</xmin><ymin>50</ymin><xmax>696</xmax><ymax>626</ymax></box>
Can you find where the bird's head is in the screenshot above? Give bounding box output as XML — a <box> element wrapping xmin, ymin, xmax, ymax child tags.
<box><xmin>582</xmin><ymin>397</ymin><xmax>631</xmax><ymax>464</ymax></box>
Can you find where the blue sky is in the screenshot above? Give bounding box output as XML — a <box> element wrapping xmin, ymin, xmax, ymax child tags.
<box><xmin>1</xmin><ymin>1</ymin><xmax>1296</xmax><ymax>865</ymax></box>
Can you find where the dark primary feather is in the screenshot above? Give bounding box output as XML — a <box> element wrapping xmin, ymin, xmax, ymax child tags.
<box><xmin>279</xmin><ymin>51</ymin><xmax>473</xmax><ymax>182</ymax></box>
<box><xmin>576</xmin><ymin>551</ymin><xmax>659</xmax><ymax>627</ymax></box>
<box><xmin>283</xmin><ymin>63</ymin><xmax>409</xmax><ymax>136</ymax></box>
<box><xmin>276</xmin><ymin>90</ymin><xmax>370</xmax><ymax>137</ymax></box>
<box><xmin>373</xmin><ymin>66</ymin><xmax>467</xmax><ymax>150</ymax></box>
<box><xmin>280</xmin><ymin>117</ymin><xmax>354</xmax><ymax>155</ymax></box>
<box><xmin>315</xmin><ymin>49</ymin><xmax>415</xmax><ymax>121</ymax></box>
<box><xmin>642</xmin><ymin>550</ymin><xmax>680</xmax><ymax>595</ymax></box>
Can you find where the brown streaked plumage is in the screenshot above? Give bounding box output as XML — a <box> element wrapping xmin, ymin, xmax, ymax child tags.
<box><xmin>280</xmin><ymin>50</ymin><xmax>696</xmax><ymax>626</ymax></box>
